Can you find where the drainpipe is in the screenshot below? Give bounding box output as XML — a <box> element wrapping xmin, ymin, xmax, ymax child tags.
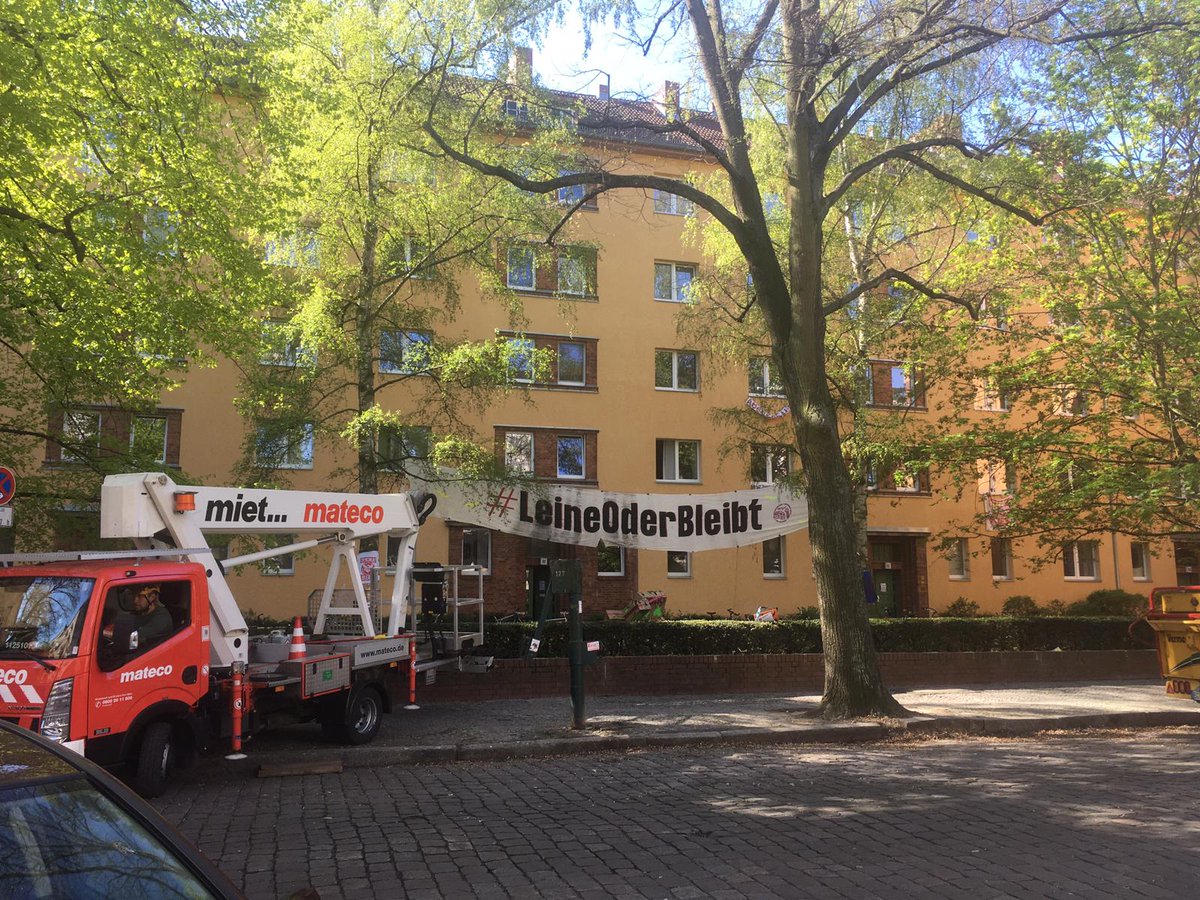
<box><xmin>1111</xmin><ymin>531</ymin><xmax>1121</xmax><ymax>589</ymax></box>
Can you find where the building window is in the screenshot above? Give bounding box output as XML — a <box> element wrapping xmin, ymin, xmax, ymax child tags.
<box><xmin>1058</xmin><ymin>387</ymin><xmax>1091</xmax><ymax>417</ymax></box>
<box><xmin>557</xmin><ymin>176</ymin><xmax>586</xmax><ymax>206</ymax></box>
<box><xmin>557</xmin><ymin>253</ymin><xmax>587</xmax><ymax>295</ymax></box>
<box><xmin>976</xmin><ymin>378</ymin><xmax>1011</xmax><ymax>411</ymax></box>
<box><xmin>947</xmin><ymin>538</ymin><xmax>970</xmax><ymax>580</ymax></box>
<box><xmin>557</xmin><ymin>436</ymin><xmax>585</xmax><ymax>479</ymax></box>
<box><xmin>890</xmin><ymin>366</ymin><xmax>920</xmax><ymax>406</ymax></box>
<box><xmin>462</xmin><ymin>529</ymin><xmax>491</xmax><ymax>573</ymax></box>
<box><xmin>391</xmin><ymin>237</ymin><xmax>430</xmax><ymax>278</ymax></box>
<box><xmin>506</xmin><ymin>337</ymin><xmax>536</xmax><ymax>383</ymax></box>
<box><xmin>554</xmin><ymin>342</ymin><xmax>585</xmax><ymax>386</ymax></box>
<box><xmin>1063</xmin><ymin>541</ymin><xmax>1100</xmax><ymax>580</ymax></box>
<box><xmin>255</xmin><ymin>423</ymin><xmax>314</xmax><ymax>470</ymax></box>
<box><xmin>60</xmin><ymin>411</ymin><xmax>101</xmax><ymax>463</ymax></box>
<box><xmin>260</xmin><ymin>321</ymin><xmax>316</xmax><ymax>368</ymax></box>
<box><xmin>265</xmin><ymin>228</ymin><xmax>319</xmax><ymax>268</ymax></box>
<box><xmin>655</xmin><ymin>350</ymin><xmax>698</xmax><ymax>391</ymax></box>
<box><xmin>653</xmin><ymin>262</ymin><xmax>695</xmax><ymax>302</ymax></box>
<box><xmin>750</xmin><ymin>445</ymin><xmax>790</xmax><ymax>486</ymax></box>
<box><xmin>505</xmin><ymin>431</ymin><xmax>534</xmax><ymax>473</ymax></box>
<box><xmin>379</xmin><ymin>425</ymin><xmax>431</xmax><ymax>471</ymax></box>
<box><xmin>1131</xmin><ymin>542</ymin><xmax>1151</xmax><ymax>581</ymax></box>
<box><xmin>667</xmin><ymin>550</ymin><xmax>691</xmax><ymax>578</ymax></box>
<box><xmin>598</xmin><ymin>544</ymin><xmax>624</xmax><ymax>576</ymax></box>
<box><xmin>503</xmin><ymin>98</ymin><xmax>528</xmax><ymax>119</ymax></box>
<box><xmin>260</xmin><ymin>534</ymin><xmax>296</xmax><ymax>576</ymax></box>
<box><xmin>979</xmin><ymin>298</ymin><xmax>1010</xmax><ymax>331</ymax></box>
<box><xmin>653</xmin><ymin>190</ymin><xmax>693</xmax><ymax>216</ymax></box>
<box><xmin>379</xmin><ymin>330</ymin><xmax>433</xmax><ymax>375</ymax></box>
<box><xmin>142</xmin><ymin>206</ymin><xmax>178</xmax><ymax>256</ymax></box>
<box><xmin>130</xmin><ymin>416</ymin><xmax>168</xmax><ymax>465</ymax></box>
<box><xmin>656</xmin><ymin>439</ymin><xmax>700</xmax><ymax>483</ymax></box>
<box><xmin>749</xmin><ymin>357</ymin><xmax>785</xmax><ymax>397</ymax></box>
<box><xmin>979</xmin><ymin>459</ymin><xmax>1017</xmax><ymax>495</ymax></box>
<box><xmin>507</xmin><ymin>246</ymin><xmax>536</xmax><ymax>290</ymax></box>
<box><xmin>762</xmin><ymin>537</ymin><xmax>784</xmax><ymax>577</ymax></box>
<box><xmin>991</xmin><ymin>537</ymin><xmax>1013</xmax><ymax>580</ymax></box>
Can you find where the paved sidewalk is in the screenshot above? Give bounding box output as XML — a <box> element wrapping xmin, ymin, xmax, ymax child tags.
<box><xmin>220</xmin><ymin>680</ymin><xmax>1200</xmax><ymax>778</ymax></box>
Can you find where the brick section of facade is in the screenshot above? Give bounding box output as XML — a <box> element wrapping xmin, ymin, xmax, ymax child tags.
<box><xmin>496</xmin><ymin>331</ymin><xmax>599</xmax><ymax>391</ymax></box>
<box><xmin>447</xmin><ymin>525</ymin><xmax>638</xmax><ymax>616</ymax></box>
<box><xmin>419</xmin><ymin>649</ymin><xmax>1159</xmax><ymax>701</ymax></box>
<box><xmin>494</xmin><ymin>425</ymin><xmax>599</xmax><ymax>485</ymax></box>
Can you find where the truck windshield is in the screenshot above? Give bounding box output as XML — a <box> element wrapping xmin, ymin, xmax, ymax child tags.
<box><xmin>0</xmin><ymin>578</ymin><xmax>95</xmax><ymax>660</ymax></box>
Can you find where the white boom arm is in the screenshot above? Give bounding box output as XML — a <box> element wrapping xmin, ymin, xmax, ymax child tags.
<box><xmin>100</xmin><ymin>473</ymin><xmax>428</xmax><ymax>666</ymax></box>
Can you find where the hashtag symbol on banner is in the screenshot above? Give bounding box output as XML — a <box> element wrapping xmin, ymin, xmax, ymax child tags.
<box><xmin>486</xmin><ymin>488</ymin><xmax>517</xmax><ymax>517</ymax></box>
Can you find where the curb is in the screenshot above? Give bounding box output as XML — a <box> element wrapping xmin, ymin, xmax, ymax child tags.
<box><xmin>207</xmin><ymin>710</ymin><xmax>1200</xmax><ymax>781</ymax></box>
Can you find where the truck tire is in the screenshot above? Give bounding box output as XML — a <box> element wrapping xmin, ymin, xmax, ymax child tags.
<box><xmin>337</xmin><ymin>684</ymin><xmax>384</xmax><ymax>746</ymax></box>
<box><xmin>134</xmin><ymin>722</ymin><xmax>174</xmax><ymax>798</ymax></box>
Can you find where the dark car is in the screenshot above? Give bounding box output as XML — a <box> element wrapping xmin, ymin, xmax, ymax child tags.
<box><xmin>0</xmin><ymin>719</ymin><xmax>242</xmax><ymax>899</ymax></box>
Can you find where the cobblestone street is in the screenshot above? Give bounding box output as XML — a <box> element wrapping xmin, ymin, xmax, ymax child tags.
<box><xmin>157</xmin><ymin>729</ymin><xmax>1199</xmax><ymax>899</ymax></box>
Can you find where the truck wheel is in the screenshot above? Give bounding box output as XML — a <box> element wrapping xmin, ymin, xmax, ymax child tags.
<box><xmin>340</xmin><ymin>685</ymin><xmax>384</xmax><ymax>746</ymax></box>
<box><xmin>134</xmin><ymin>722</ymin><xmax>174</xmax><ymax>798</ymax></box>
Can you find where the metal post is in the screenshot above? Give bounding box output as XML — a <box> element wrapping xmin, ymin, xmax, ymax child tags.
<box><xmin>568</xmin><ymin>592</ymin><xmax>585</xmax><ymax>729</ymax></box>
<box><xmin>405</xmin><ymin>635</ymin><xmax>419</xmax><ymax>710</ymax></box>
<box><xmin>225</xmin><ymin>662</ymin><xmax>247</xmax><ymax>760</ymax></box>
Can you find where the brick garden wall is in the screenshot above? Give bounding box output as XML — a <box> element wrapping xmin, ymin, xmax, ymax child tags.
<box><xmin>420</xmin><ymin>650</ymin><xmax>1160</xmax><ymax>702</ymax></box>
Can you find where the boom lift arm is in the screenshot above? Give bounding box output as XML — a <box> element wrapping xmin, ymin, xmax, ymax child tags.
<box><xmin>100</xmin><ymin>473</ymin><xmax>434</xmax><ymax>667</ymax></box>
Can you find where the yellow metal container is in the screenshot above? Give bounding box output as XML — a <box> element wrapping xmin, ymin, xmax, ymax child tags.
<box><xmin>1147</xmin><ymin>588</ymin><xmax>1200</xmax><ymax>701</ymax></box>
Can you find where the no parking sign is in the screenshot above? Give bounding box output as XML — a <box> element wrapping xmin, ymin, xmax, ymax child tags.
<box><xmin>0</xmin><ymin>466</ymin><xmax>14</xmax><ymax>528</ymax></box>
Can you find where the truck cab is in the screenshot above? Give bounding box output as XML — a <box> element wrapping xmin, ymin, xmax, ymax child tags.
<box><xmin>0</xmin><ymin>560</ymin><xmax>210</xmax><ymax>789</ymax></box>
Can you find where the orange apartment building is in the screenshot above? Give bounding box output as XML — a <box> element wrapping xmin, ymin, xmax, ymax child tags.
<box><xmin>21</xmin><ymin>63</ymin><xmax>1189</xmax><ymax>623</ymax></box>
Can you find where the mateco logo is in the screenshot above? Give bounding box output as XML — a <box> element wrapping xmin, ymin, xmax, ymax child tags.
<box><xmin>119</xmin><ymin>664</ymin><xmax>174</xmax><ymax>684</ymax></box>
<box><xmin>0</xmin><ymin>668</ymin><xmax>29</xmax><ymax>685</ymax></box>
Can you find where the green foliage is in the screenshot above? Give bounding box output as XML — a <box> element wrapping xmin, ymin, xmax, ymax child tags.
<box><xmin>1001</xmin><ymin>595</ymin><xmax>1041</xmax><ymax>617</ymax></box>
<box><xmin>1066</xmin><ymin>589</ymin><xmax>1148</xmax><ymax>618</ymax></box>
<box><xmin>940</xmin><ymin>598</ymin><xmax>981</xmax><ymax>617</ymax></box>
<box><xmin>1</xmin><ymin>0</ymin><xmax>280</xmax><ymax>537</ymax></box>
<box><xmin>483</xmin><ymin>616</ymin><xmax>1139</xmax><ymax>658</ymax></box>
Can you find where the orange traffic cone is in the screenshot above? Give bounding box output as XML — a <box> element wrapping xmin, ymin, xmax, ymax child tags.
<box><xmin>288</xmin><ymin>616</ymin><xmax>307</xmax><ymax>660</ymax></box>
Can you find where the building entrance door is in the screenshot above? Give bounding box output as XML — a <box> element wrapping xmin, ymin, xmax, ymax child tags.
<box><xmin>873</xmin><ymin>569</ymin><xmax>900</xmax><ymax>616</ymax></box>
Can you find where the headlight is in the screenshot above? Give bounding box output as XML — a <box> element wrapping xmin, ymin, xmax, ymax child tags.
<box><xmin>40</xmin><ymin>678</ymin><xmax>74</xmax><ymax>744</ymax></box>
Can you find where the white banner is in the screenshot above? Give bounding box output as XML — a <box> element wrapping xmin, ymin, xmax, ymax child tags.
<box><xmin>412</xmin><ymin>474</ymin><xmax>808</xmax><ymax>551</ymax></box>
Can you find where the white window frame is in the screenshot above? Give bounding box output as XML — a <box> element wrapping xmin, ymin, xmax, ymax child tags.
<box><xmin>130</xmin><ymin>415</ymin><xmax>168</xmax><ymax>465</ymax></box>
<box><xmin>667</xmin><ymin>550</ymin><xmax>691</xmax><ymax>578</ymax></box>
<box><xmin>557</xmin><ymin>253</ymin><xmax>588</xmax><ymax>296</ymax></box>
<box><xmin>1131</xmin><ymin>541</ymin><xmax>1151</xmax><ymax>581</ymax></box>
<box><xmin>976</xmin><ymin>378</ymin><xmax>1011</xmax><ymax>411</ymax></box>
<box><xmin>396</xmin><ymin>237</ymin><xmax>430</xmax><ymax>278</ymax></box>
<box><xmin>260</xmin><ymin>534</ymin><xmax>296</xmax><ymax>577</ymax></box>
<box><xmin>264</xmin><ymin>228</ymin><xmax>319</xmax><ymax>268</ymax></box>
<box><xmin>556</xmin><ymin>342</ymin><xmax>586</xmax><ymax>386</ymax></box>
<box><xmin>507</xmin><ymin>245</ymin><xmax>536</xmax><ymax>290</ymax></box>
<box><xmin>378</xmin><ymin>424</ymin><xmax>431</xmax><ymax>471</ymax></box>
<box><xmin>653</xmin><ymin>190</ymin><xmax>694</xmax><ymax>216</ymax></box>
<box><xmin>506</xmin><ymin>337</ymin><xmax>536</xmax><ymax>383</ymax></box>
<box><xmin>142</xmin><ymin>206</ymin><xmax>178</xmax><ymax>256</ymax></box>
<box><xmin>379</xmin><ymin>330</ymin><xmax>432</xmax><ymax>375</ymax></box>
<box><xmin>656</xmin><ymin>439</ymin><xmax>700</xmax><ymax>483</ymax></box>
<box><xmin>557</xmin><ymin>172</ymin><xmax>586</xmax><ymax>206</ymax></box>
<box><xmin>556</xmin><ymin>435</ymin><xmax>585</xmax><ymax>480</ymax></box>
<box><xmin>991</xmin><ymin>537</ymin><xmax>1013</xmax><ymax>581</ymax></box>
<box><xmin>1058</xmin><ymin>387</ymin><xmax>1091</xmax><ymax>417</ymax></box>
<box><xmin>260</xmin><ymin>320</ymin><xmax>316</xmax><ymax>368</ymax></box>
<box><xmin>947</xmin><ymin>538</ymin><xmax>970</xmax><ymax>581</ymax></box>
<box><xmin>61</xmin><ymin>410</ymin><xmax>101</xmax><ymax>463</ymax></box>
<box><xmin>504</xmin><ymin>431</ymin><xmax>534</xmax><ymax>474</ymax></box>
<box><xmin>255</xmin><ymin>423</ymin><xmax>314</xmax><ymax>470</ymax></box>
<box><xmin>653</xmin><ymin>262</ymin><xmax>695</xmax><ymax>302</ymax></box>
<box><xmin>503</xmin><ymin>98</ymin><xmax>528</xmax><ymax>119</ymax></box>
<box><xmin>461</xmin><ymin>528</ymin><xmax>492</xmax><ymax>574</ymax></box>
<box><xmin>762</xmin><ymin>537</ymin><xmax>785</xmax><ymax>578</ymax></box>
<box><xmin>750</xmin><ymin>445</ymin><xmax>790</xmax><ymax>487</ymax></box>
<box><xmin>655</xmin><ymin>350</ymin><xmax>698</xmax><ymax>392</ymax></box>
<box><xmin>1063</xmin><ymin>540</ymin><xmax>1100</xmax><ymax>581</ymax></box>
<box><xmin>889</xmin><ymin>365</ymin><xmax>917</xmax><ymax>407</ymax></box>
<box><xmin>749</xmin><ymin>357</ymin><xmax>784</xmax><ymax>398</ymax></box>
<box><xmin>597</xmin><ymin>545</ymin><xmax>625</xmax><ymax>577</ymax></box>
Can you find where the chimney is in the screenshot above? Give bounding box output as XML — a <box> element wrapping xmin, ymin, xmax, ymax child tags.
<box><xmin>656</xmin><ymin>80</ymin><xmax>680</xmax><ymax>118</ymax></box>
<box><xmin>598</xmin><ymin>80</ymin><xmax>609</xmax><ymax>101</ymax></box>
<box><xmin>508</xmin><ymin>46</ymin><xmax>532</xmax><ymax>84</ymax></box>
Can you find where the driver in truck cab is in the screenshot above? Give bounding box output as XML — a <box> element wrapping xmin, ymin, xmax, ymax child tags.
<box><xmin>103</xmin><ymin>584</ymin><xmax>173</xmax><ymax>652</ymax></box>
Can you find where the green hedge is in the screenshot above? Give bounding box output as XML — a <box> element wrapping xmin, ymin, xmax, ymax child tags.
<box><xmin>478</xmin><ymin>617</ymin><xmax>1141</xmax><ymax>659</ymax></box>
